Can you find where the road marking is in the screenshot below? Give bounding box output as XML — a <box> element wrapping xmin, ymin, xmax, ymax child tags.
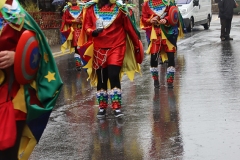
<box><xmin>53</xmin><ymin>50</ymin><xmax>70</xmax><ymax>58</ymax></box>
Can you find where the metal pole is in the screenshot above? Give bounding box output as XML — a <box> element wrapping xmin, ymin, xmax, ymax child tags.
<box><xmin>37</xmin><ymin>0</ymin><xmax>39</xmax><ymax>8</ymax></box>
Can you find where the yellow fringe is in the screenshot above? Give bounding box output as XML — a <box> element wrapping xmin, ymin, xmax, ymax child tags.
<box><xmin>0</xmin><ymin>0</ymin><xmax>6</xmax><ymax>10</ymax></box>
<box><xmin>18</xmin><ymin>126</ymin><xmax>37</xmax><ymax>160</ymax></box>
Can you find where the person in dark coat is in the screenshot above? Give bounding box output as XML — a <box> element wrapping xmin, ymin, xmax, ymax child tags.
<box><xmin>218</xmin><ymin>0</ymin><xmax>238</xmax><ymax>41</ymax></box>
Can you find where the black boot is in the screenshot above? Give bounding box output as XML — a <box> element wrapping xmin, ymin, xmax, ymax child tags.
<box><xmin>154</xmin><ymin>79</ymin><xmax>160</xmax><ymax>88</ymax></box>
<box><xmin>150</xmin><ymin>67</ymin><xmax>160</xmax><ymax>88</ymax></box>
<box><xmin>74</xmin><ymin>53</ymin><xmax>82</xmax><ymax>72</ymax></box>
<box><xmin>167</xmin><ymin>66</ymin><xmax>175</xmax><ymax>88</ymax></box>
<box><xmin>96</xmin><ymin>90</ymin><xmax>108</xmax><ymax>119</ymax></box>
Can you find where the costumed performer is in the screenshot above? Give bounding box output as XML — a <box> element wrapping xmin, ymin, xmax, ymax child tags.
<box><xmin>141</xmin><ymin>0</ymin><xmax>184</xmax><ymax>88</ymax></box>
<box><xmin>61</xmin><ymin>0</ymin><xmax>85</xmax><ymax>71</ymax></box>
<box><xmin>0</xmin><ymin>0</ymin><xmax>63</xmax><ymax>159</ymax></box>
<box><xmin>79</xmin><ymin>0</ymin><xmax>143</xmax><ymax>118</ymax></box>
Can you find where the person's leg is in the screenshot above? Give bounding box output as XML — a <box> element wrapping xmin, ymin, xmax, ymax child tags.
<box><xmin>0</xmin><ymin>120</ymin><xmax>25</xmax><ymax>160</ymax></box>
<box><xmin>74</xmin><ymin>47</ymin><xmax>82</xmax><ymax>71</ymax></box>
<box><xmin>108</xmin><ymin>65</ymin><xmax>121</xmax><ymax>89</ymax></box>
<box><xmin>166</xmin><ymin>52</ymin><xmax>175</xmax><ymax>88</ymax></box>
<box><xmin>96</xmin><ymin>67</ymin><xmax>109</xmax><ymax>119</ymax></box>
<box><xmin>108</xmin><ymin>65</ymin><xmax>124</xmax><ymax>117</ymax></box>
<box><xmin>225</xmin><ymin>18</ymin><xmax>233</xmax><ymax>40</ymax></box>
<box><xmin>150</xmin><ymin>53</ymin><xmax>160</xmax><ymax>88</ymax></box>
<box><xmin>167</xmin><ymin>52</ymin><xmax>175</xmax><ymax>67</ymax></box>
<box><xmin>96</xmin><ymin>67</ymin><xmax>108</xmax><ymax>91</ymax></box>
<box><xmin>220</xmin><ymin>18</ymin><xmax>227</xmax><ymax>41</ymax></box>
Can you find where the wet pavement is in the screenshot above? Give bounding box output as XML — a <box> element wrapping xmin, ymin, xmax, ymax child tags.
<box><xmin>29</xmin><ymin>14</ymin><xmax>240</xmax><ymax>160</ymax></box>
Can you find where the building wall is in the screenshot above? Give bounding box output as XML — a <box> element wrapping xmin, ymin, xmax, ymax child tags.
<box><xmin>212</xmin><ymin>0</ymin><xmax>219</xmax><ymax>13</ymax></box>
<box><xmin>42</xmin><ymin>29</ymin><xmax>61</xmax><ymax>46</ymax></box>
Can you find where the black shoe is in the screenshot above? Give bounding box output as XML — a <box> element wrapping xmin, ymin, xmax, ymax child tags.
<box><xmin>114</xmin><ymin>109</ymin><xmax>124</xmax><ymax>118</ymax></box>
<box><xmin>154</xmin><ymin>80</ymin><xmax>160</xmax><ymax>88</ymax></box>
<box><xmin>167</xmin><ymin>83</ymin><xmax>174</xmax><ymax>88</ymax></box>
<box><xmin>226</xmin><ymin>37</ymin><xmax>233</xmax><ymax>40</ymax></box>
<box><xmin>159</xmin><ymin>58</ymin><xmax>163</xmax><ymax>65</ymax></box>
<box><xmin>115</xmin><ymin>118</ymin><xmax>124</xmax><ymax>127</ymax></box>
<box><xmin>76</xmin><ymin>66</ymin><xmax>82</xmax><ymax>71</ymax></box>
<box><xmin>97</xmin><ymin>108</ymin><xmax>106</xmax><ymax>119</ymax></box>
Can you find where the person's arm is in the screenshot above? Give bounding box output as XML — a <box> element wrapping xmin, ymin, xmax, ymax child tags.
<box><xmin>141</xmin><ymin>2</ymin><xmax>153</xmax><ymax>26</ymax></box>
<box><xmin>64</xmin><ymin>9</ymin><xmax>80</xmax><ymax>24</ymax></box>
<box><xmin>0</xmin><ymin>23</ymin><xmax>25</xmax><ymax>69</ymax></box>
<box><xmin>0</xmin><ymin>51</ymin><xmax>15</xmax><ymax>69</ymax></box>
<box><xmin>218</xmin><ymin>0</ymin><xmax>224</xmax><ymax>13</ymax></box>
<box><xmin>83</xmin><ymin>6</ymin><xmax>103</xmax><ymax>37</ymax></box>
<box><xmin>84</xmin><ymin>7</ymin><xmax>94</xmax><ymax>36</ymax></box>
<box><xmin>64</xmin><ymin>10</ymin><xmax>73</xmax><ymax>24</ymax></box>
<box><xmin>141</xmin><ymin>2</ymin><xmax>166</xmax><ymax>26</ymax></box>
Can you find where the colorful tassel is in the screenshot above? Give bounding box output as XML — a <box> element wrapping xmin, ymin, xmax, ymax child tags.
<box><xmin>109</xmin><ymin>87</ymin><xmax>122</xmax><ymax>109</ymax></box>
<box><xmin>150</xmin><ymin>67</ymin><xmax>159</xmax><ymax>80</ymax></box>
<box><xmin>74</xmin><ymin>53</ymin><xmax>82</xmax><ymax>68</ymax></box>
<box><xmin>167</xmin><ymin>66</ymin><xmax>175</xmax><ymax>84</ymax></box>
<box><xmin>96</xmin><ymin>89</ymin><xmax>108</xmax><ymax>108</ymax></box>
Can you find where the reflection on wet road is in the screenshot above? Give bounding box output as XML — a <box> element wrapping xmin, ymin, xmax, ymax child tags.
<box><xmin>29</xmin><ymin>15</ymin><xmax>240</xmax><ymax>160</ymax></box>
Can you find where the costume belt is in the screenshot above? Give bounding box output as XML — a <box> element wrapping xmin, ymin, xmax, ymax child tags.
<box><xmin>77</xmin><ymin>24</ymin><xmax>82</xmax><ymax>29</ymax></box>
<box><xmin>154</xmin><ymin>24</ymin><xmax>161</xmax><ymax>28</ymax></box>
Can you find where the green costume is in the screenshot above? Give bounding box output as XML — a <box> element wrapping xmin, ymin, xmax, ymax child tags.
<box><xmin>0</xmin><ymin>0</ymin><xmax>63</xmax><ymax>159</ymax></box>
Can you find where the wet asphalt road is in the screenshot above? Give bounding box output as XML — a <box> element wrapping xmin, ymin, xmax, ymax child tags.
<box><xmin>29</xmin><ymin>14</ymin><xmax>240</xmax><ymax>160</ymax></box>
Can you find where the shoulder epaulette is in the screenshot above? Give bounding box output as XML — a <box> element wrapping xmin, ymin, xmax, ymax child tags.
<box><xmin>62</xmin><ymin>3</ymin><xmax>71</xmax><ymax>12</ymax></box>
<box><xmin>115</xmin><ymin>0</ymin><xmax>129</xmax><ymax>14</ymax></box>
<box><xmin>84</xmin><ymin>0</ymin><xmax>97</xmax><ymax>8</ymax></box>
<box><xmin>77</xmin><ymin>1</ymin><xmax>86</xmax><ymax>6</ymax></box>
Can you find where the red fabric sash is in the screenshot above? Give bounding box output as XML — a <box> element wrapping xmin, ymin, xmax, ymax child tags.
<box><xmin>0</xmin><ymin>83</ymin><xmax>17</xmax><ymax>150</ymax></box>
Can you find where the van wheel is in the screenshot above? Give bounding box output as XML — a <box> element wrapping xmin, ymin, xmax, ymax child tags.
<box><xmin>187</xmin><ymin>18</ymin><xmax>193</xmax><ymax>32</ymax></box>
<box><xmin>204</xmin><ymin>17</ymin><xmax>210</xmax><ymax>30</ymax></box>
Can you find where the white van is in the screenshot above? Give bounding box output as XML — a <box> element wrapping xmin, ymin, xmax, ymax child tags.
<box><xmin>176</xmin><ymin>0</ymin><xmax>212</xmax><ymax>32</ymax></box>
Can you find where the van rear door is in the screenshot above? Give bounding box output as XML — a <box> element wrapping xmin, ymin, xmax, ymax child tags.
<box><xmin>192</xmin><ymin>0</ymin><xmax>201</xmax><ymax>22</ymax></box>
<box><xmin>198</xmin><ymin>0</ymin><xmax>211</xmax><ymax>21</ymax></box>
